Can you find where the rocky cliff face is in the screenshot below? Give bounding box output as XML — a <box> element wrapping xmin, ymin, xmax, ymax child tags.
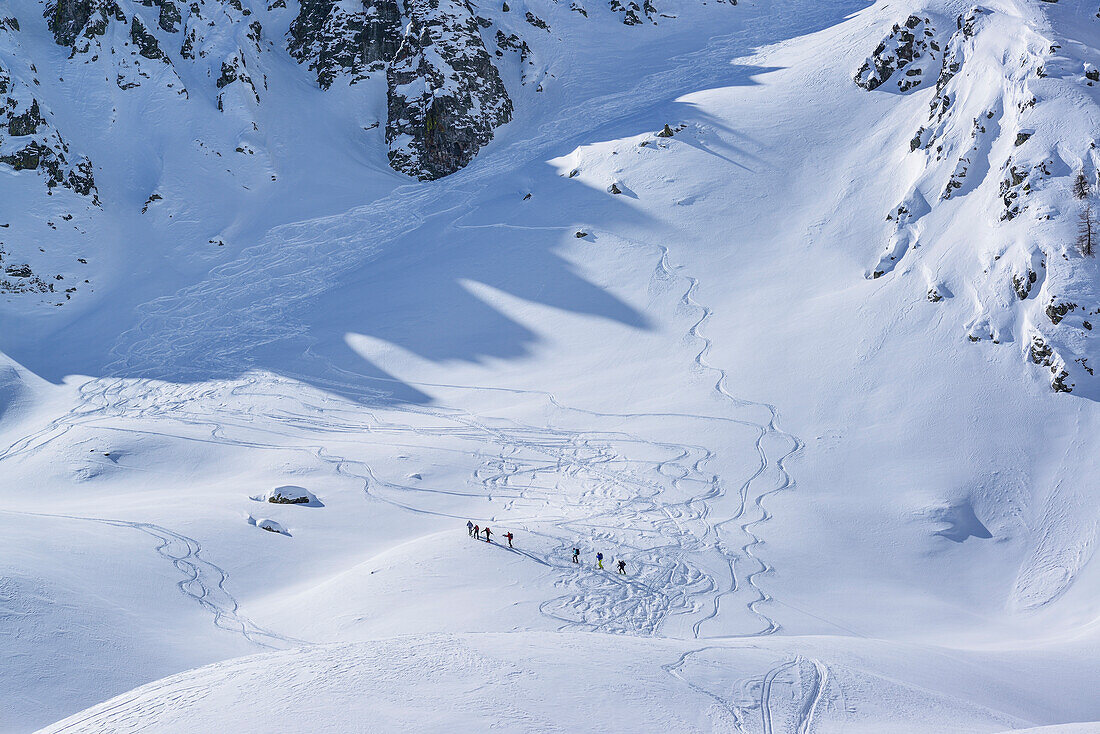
<box><xmin>288</xmin><ymin>0</ymin><xmax>511</xmax><ymax>179</ymax></box>
<box><xmin>385</xmin><ymin>0</ymin><xmax>512</xmax><ymax>179</ymax></box>
<box><xmin>8</xmin><ymin>0</ymin><xmax>683</xmax><ymax>193</ymax></box>
<box><xmin>0</xmin><ymin>13</ymin><xmax>98</xmax><ymax>303</ymax></box>
<box><xmin>1</xmin><ymin>14</ymin><xmax>97</xmax><ymax>200</ymax></box>
<box><xmin>287</xmin><ymin>0</ymin><xmax>401</xmax><ymax>88</ymax></box>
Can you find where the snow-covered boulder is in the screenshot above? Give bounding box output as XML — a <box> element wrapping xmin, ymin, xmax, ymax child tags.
<box><xmin>251</xmin><ymin>517</ymin><xmax>289</xmax><ymax>535</ymax></box>
<box><xmin>264</xmin><ymin>485</ymin><xmax>319</xmax><ymax>505</ymax></box>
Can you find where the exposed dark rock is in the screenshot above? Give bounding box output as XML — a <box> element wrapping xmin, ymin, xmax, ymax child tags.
<box><xmin>142</xmin><ymin>192</ymin><xmax>163</xmax><ymax>213</ymax></box>
<box><xmin>216</xmin><ymin>50</ymin><xmax>260</xmax><ymax>107</ymax></box>
<box><xmin>923</xmin><ymin>9</ymin><xmax>985</xmax><ymax>127</ymax></box>
<box><xmin>1013</xmin><ymin>269</ymin><xmax>1037</xmax><ymax>300</ymax></box>
<box><xmin>0</xmin><ymin>142</ymin><xmax>61</xmax><ymax>180</ymax></box>
<box><xmin>1051</xmin><ymin>370</ymin><xmax>1072</xmax><ymax>392</ymax></box>
<box><xmin>67</xmin><ymin>158</ymin><xmax>99</xmax><ymax>203</ymax></box>
<box><xmin>854</xmin><ymin>16</ymin><xmax>937</xmax><ymax>92</ymax></box>
<box><xmin>1045</xmin><ymin>299</ymin><xmax>1076</xmax><ymax>325</ymax></box>
<box><xmin>386</xmin><ymin>0</ymin><xmax>513</xmax><ymax>180</ymax></box>
<box><xmin>288</xmin><ymin>0</ymin><xmax>402</xmax><ymax>89</ymax></box>
<box><xmin>525</xmin><ymin>11</ymin><xmax>549</xmax><ymax>30</ymax></box>
<box><xmin>46</xmin><ymin>0</ymin><xmax>95</xmax><ymax>47</ymax></box>
<box><xmin>138</xmin><ymin>0</ymin><xmax>182</xmax><ymax>32</ymax></box>
<box><xmin>609</xmin><ymin>0</ymin><xmax>655</xmax><ymax>24</ymax></box>
<box><xmin>268</xmin><ymin>494</ymin><xmax>310</xmax><ymax>504</ymax></box>
<box><xmin>8</xmin><ymin>100</ymin><xmax>46</xmax><ymax>137</ymax></box>
<box><xmin>46</xmin><ymin>0</ymin><xmax>125</xmax><ymax>54</ymax></box>
<box><xmin>495</xmin><ymin>30</ymin><xmax>532</xmax><ymax>63</ymax></box>
<box><xmin>130</xmin><ymin>16</ymin><xmax>168</xmax><ymax>61</ymax></box>
<box><xmin>998</xmin><ymin>159</ymin><xmax>1051</xmax><ymax>221</ymax></box>
<box><xmin>1028</xmin><ymin>333</ymin><xmax>1062</xmax><ymax>391</ymax></box>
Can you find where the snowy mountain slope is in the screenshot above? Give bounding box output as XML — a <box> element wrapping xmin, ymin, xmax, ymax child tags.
<box><xmin>2</xmin><ymin>0</ymin><xmax>1100</xmax><ymax>731</ymax></box>
<box><xmin>33</xmin><ymin>632</ymin><xmax>1082</xmax><ymax>733</ymax></box>
<box><xmin>858</xmin><ymin>0</ymin><xmax>1100</xmax><ymax>400</ymax></box>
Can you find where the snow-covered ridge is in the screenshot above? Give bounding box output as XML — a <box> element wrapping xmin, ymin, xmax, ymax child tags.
<box><xmin>36</xmin><ymin>632</ymin><xmax>1075</xmax><ymax>733</ymax></box>
<box><xmin>859</xmin><ymin>0</ymin><xmax>1100</xmax><ymax>396</ymax></box>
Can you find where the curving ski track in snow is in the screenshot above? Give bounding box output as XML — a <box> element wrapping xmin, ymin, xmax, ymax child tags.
<box><xmin>0</xmin><ymin>240</ymin><xmax>805</xmax><ymax>643</ymax></box>
<box><xmin>0</xmin><ymin>0</ymin><xmax>829</xmax><ymax>661</ymax></box>
<box><xmin>661</xmin><ymin>648</ymin><xmax>828</xmax><ymax>734</ymax></box>
<box><xmin>661</xmin><ymin>248</ymin><xmax>806</xmax><ymax>638</ymax></box>
<box><xmin>5</xmin><ymin>509</ymin><xmax>302</xmax><ymax>651</ymax></box>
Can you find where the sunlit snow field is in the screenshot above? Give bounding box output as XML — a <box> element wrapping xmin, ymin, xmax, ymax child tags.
<box><xmin>2</xmin><ymin>0</ymin><xmax>1099</xmax><ymax>731</ymax></box>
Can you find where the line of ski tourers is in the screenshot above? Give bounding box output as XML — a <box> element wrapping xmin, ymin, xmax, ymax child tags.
<box><xmin>466</xmin><ymin>520</ymin><xmax>628</xmax><ymax>574</ymax></box>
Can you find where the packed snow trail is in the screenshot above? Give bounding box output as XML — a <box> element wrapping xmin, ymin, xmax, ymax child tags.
<box><xmin>759</xmin><ymin>657</ymin><xmax>829</xmax><ymax>734</ymax></box>
<box><xmin>1</xmin><ymin>509</ymin><xmax>302</xmax><ymax>650</ymax></box>
<box><xmin>667</xmin><ymin>251</ymin><xmax>806</xmax><ymax>638</ymax></box>
<box><xmin>0</xmin><ymin>0</ymin><xmax>840</xmax><ymax>645</ymax></box>
<box><xmin>0</xmin><ymin>236</ymin><xmax>806</xmax><ymax>641</ymax></box>
<box><xmin>662</xmin><ymin>648</ymin><xmax>829</xmax><ymax>734</ymax></box>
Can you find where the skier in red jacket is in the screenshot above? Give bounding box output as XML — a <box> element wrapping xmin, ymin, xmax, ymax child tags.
<box><xmin>503</xmin><ymin>531</ymin><xmax>514</xmax><ymax>548</ymax></box>
<box><xmin>483</xmin><ymin>526</ymin><xmax>492</xmax><ymax>542</ymax></box>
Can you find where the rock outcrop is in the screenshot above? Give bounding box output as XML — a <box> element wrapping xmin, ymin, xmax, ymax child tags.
<box><xmin>32</xmin><ymin>0</ymin><xmax>718</xmax><ymax>185</ymax></box>
<box><xmin>855</xmin><ymin>15</ymin><xmax>938</xmax><ymax>92</ymax></box>
<box><xmin>386</xmin><ymin>0</ymin><xmax>513</xmax><ymax>179</ymax></box>
<box><xmin>0</xmin><ymin>25</ymin><xmax>99</xmax><ymax>201</ymax></box>
<box><xmin>865</xmin><ymin>5</ymin><xmax>1100</xmax><ymax>394</ymax></box>
<box><xmin>288</xmin><ymin>0</ymin><xmax>402</xmax><ymax>89</ymax></box>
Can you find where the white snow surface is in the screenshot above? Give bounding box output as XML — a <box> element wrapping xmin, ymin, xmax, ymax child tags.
<box><xmin>2</xmin><ymin>0</ymin><xmax>1100</xmax><ymax>731</ymax></box>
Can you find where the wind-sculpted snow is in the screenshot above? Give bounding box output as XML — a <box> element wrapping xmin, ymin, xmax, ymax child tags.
<box><xmin>38</xmin><ymin>632</ymin><xmax>1043</xmax><ymax>733</ymax></box>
